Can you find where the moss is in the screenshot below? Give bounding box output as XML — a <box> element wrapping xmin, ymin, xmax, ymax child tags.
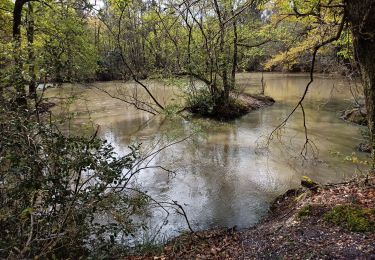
<box><xmin>324</xmin><ymin>205</ymin><xmax>375</xmax><ymax>232</ymax></box>
<box><xmin>302</xmin><ymin>176</ymin><xmax>314</xmax><ymax>185</ymax></box>
<box><xmin>298</xmin><ymin>205</ymin><xmax>313</xmax><ymax>219</ymax></box>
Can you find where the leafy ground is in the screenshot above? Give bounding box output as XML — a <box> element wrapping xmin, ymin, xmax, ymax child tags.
<box><xmin>129</xmin><ymin>175</ymin><xmax>375</xmax><ymax>259</ymax></box>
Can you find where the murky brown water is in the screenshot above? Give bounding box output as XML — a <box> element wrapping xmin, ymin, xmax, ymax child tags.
<box><xmin>47</xmin><ymin>73</ymin><xmax>368</xmax><ymax>242</ymax></box>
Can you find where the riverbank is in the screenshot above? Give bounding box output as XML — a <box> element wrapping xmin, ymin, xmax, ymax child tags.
<box><xmin>130</xmin><ymin>175</ymin><xmax>375</xmax><ymax>259</ymax></box>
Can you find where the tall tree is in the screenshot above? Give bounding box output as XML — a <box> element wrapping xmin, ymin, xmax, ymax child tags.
<box><xmin>345</xmin><ymin>0</ymin><xmax>375</xmax><ymax>167</ymax></box>
<box><xmin>12</xmin><ymin>0</ymin><xmax>30</xmax><ymax>106</ymax></box>
<box><xmin>267</xmin><ymin>0</ymin><xmax>375</xmax><ymax>166</ymax></box>
<box><xmin>26</xmin><ymin>2</ymin><xmax>36</xmax><ymax>98</ymax></box>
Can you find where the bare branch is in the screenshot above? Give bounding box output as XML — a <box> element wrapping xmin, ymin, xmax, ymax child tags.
<box><xmin>97</xmin><ymin>8</ymin><xmax>165</xmax><ymax>112</ymax></box>
<box><xmin>89</xmin><ymin>84</ymin><xmax>158</xmax><ymax>115</ymax></box>
<box><xmin>268</xmin><ymin>13</ymin><xmax>346</xmax><ymax>155</ymax></box>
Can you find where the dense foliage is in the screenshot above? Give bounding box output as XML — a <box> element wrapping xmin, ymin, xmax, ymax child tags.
<box><xmin>0</xmin><ymin>0</ymin><xmax>353</xmax><ymax>112</ymax></box>
<box><xmin>0</xmin><ymin>104</ymin><xmax>148</xmax><ymax>258</ymax></box>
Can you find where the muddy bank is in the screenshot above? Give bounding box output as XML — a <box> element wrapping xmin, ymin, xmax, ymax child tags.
<box><xmin>132</xmin><ymin>175</ymin><xmax>375</xmax><ymax>259</ymax></box>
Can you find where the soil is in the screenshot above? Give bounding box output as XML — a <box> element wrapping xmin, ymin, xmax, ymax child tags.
<box><xmin>129</xmin><ymin>175</ymin><xmax>375</xmax><ymax>259</ymax></box>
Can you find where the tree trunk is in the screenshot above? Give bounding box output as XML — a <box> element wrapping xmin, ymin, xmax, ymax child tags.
<box><xmin>26</xmin><ymin>2</ymin><xmax>36</xmax><ymax>99</ymax></box>
<box><xmin>13</xmin><ymin>0</ymin><xmax>29</xmax><ymax>106</ymax></box>
<box><xmin>213</xmin><ymin>0</ymin><xmax>229</xmax><ymax>104</ymax></box>
<box><xmin>231</xmin><ymin>6</ymin><xmax>238</xmax><ymax>90</ymax></box>
<box><xmin>346</xmin><ymin>1</ymin><xmax>375</xmax><ymax>167</ymax></box>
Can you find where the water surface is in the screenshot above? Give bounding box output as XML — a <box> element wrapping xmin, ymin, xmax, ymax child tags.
<box><xmin>47</xmin><ymin>73</ymin><xmax>367</xmax><ymax>241</ymax></box>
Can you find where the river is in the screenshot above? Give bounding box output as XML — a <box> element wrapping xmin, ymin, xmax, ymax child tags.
<box><xmin>47</xmin><ymin>73</ymin><xmax>368</xmax><ymax>243</ymax></box>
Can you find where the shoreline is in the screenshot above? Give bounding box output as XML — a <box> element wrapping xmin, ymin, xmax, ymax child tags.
<box><xmin>130</xmin><ymin>175</ymin><xmax>375</xmax><ymax>259</ymax></box>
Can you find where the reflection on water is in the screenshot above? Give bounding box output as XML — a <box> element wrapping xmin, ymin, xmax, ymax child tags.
<box><xmin>47</xmin><ymin>73</ymin><xmax>367</xmax><ymax>240</ymax></box>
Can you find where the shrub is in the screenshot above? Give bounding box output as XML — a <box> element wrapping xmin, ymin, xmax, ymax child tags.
<box><xmin>0</xmin><ymin>104</ymin><xmax>149</xmax><ymax>258</ymax></box>
<box><xmin>186</xmin><ymin>89</ymin><xmax>248</xmax><ymax>120</ymax></box>
<box><xmin>186</xmin><ymin>88</ymin><xmax>217</xmax><ymax>116</ymax></box>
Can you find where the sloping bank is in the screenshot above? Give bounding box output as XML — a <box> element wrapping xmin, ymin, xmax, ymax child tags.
<box><xmin>130</xmin><ymin>175</ymin><xmax>375</xmax><ymax>259</ymax></box>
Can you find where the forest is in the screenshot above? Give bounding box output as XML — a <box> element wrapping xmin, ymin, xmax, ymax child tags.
<box><xmin>0</xmin><ymin>0</ymin><xmax>374</xmax><ymax>258</ymax></box>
